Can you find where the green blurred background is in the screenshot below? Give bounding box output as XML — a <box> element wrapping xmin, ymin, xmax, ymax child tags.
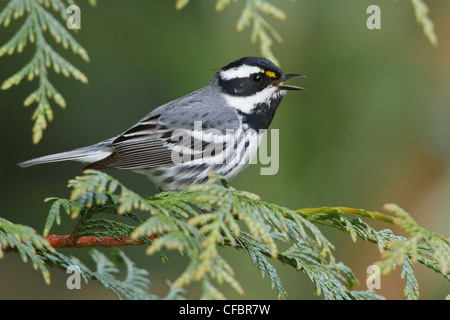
<box><xmin>0</xmin><ymin>0</ymin><xmax>449</xmax><ymax>299</ymax></box>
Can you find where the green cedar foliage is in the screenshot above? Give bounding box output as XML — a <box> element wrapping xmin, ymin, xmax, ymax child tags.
<box><xmin>3</xmin><ymin>170</ymin><xmax>448</xmax><ymax>299</ymax></box>
<box><xmin>0</xmin><ymin>0</ymin><xmax>92</xmax><ymax>144</ymax></box>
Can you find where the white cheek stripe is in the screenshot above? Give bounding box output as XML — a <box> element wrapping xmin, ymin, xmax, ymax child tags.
<box><xmin>220</xmin><ymin>65</ymin><xmax>262</xmax><ymax>80</ymax></box>
<box><xmin>222</xmin><ymin>87</ymin><xmax>284</xmax><ymax>114</ymax></box>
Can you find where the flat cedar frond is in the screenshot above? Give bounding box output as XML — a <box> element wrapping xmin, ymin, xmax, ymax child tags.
<box><xmin>410</xmin><ymin>0</ymin><xmax>438</xmax><ymax>46</ymax></box>
<box><xmin>57</xmin><ymin>169</ymin><xmax>449</xmax><ymax>299</ymax></box>
<box><xmin>0</xmin><ymin>217</ymin><xmax>54</xmax><ymax>284</ymax></box>
<box><xmin>40</xmin><ymin>170</ymin><xmax>449</xmax><ymax>299</ymax></box>
<box><xmin>373</xmin><ymin>204</ymin><xmax>450</xmax><ymax>299</ymax></box>
<box><xmin>60</xmin><ymin>170</ymin><xmax>348</xmax><ymax>298</ymax></box>
<box><xmin>0</xmin><ymin>0</ymin><xmax>91</xmax><ymax>143</ymax></box>
<box><xmin>298</xmin><ymin>205</ymin><xmax>449</xmax><ymax>300</ymax></box>
<box><xmin>3</xmin><ymin>169</ymin><xmax>449</xmax><ymax>299</ymax></box>
<box><xmin>54</xmin><ymin>170</ymin><xmax>390</xmax><ymax>299</ymax></box>
<box><xmin>85</xmin><ymin>249</ymin><xmax>153</xmax><ymax>299</ymax></box>
<box><xmin>41</xmin><ymin>248</ymin><xmax>184</xmax><ymax>299</ymax></box>
<box><xmin>43</xmin><ymin>197</ymin><xmax>81</xmax><ymax>236</ymax></box>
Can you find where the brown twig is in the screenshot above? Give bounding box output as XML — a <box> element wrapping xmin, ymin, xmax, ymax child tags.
<box><xmin>46</xmin><ymin>234</ymin><xmax>157</xmax><ymax>248</ymax></box>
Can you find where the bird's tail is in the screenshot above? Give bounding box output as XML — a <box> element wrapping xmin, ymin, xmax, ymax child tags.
<box><xmin>18</xmin><ymin>141</ymin><xmax>113</xmax><ymax>168</ymax></box>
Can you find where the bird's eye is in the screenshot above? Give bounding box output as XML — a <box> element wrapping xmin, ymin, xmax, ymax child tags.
<box><xmin>251</xmin><ymin>73</ymin><xmax>263</xmax><ymax>83</ymax></box>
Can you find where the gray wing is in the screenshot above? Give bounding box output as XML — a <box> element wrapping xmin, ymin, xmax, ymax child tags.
<box><xmin>85</xmin><ymin>101</ymin><xmax>241</xmax><ymax>170</ymax></box>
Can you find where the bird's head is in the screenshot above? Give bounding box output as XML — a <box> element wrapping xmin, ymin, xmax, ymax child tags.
<box><xmin>216</xmin><ymin>57</ymin><xmax>304</xmax><ymax>114</ymax></box>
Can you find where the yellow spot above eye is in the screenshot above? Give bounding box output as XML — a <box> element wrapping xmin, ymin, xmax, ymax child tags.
<box><xmin>265</xmin><ymin>70</ymin><xmax>276</xmax><ymax>78</ymax></box>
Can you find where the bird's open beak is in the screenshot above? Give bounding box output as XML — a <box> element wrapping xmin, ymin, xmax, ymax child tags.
<box><xmin>277</xmin><ymin>73</ymin><xmax>305</xmax><ymax>90</ymax></box>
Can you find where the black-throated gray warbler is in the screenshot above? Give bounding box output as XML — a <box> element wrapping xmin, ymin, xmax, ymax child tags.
<box><xmin>19</xmin><ymin>57</ymin><xmax>304</xmax><ymax>190</ymax></box>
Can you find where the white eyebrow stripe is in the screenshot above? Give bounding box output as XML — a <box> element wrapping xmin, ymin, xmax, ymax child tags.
<box><xmin>220</xmin><ymin>65</ymin><xmax>262</xmax><ymax>80</ymax></box>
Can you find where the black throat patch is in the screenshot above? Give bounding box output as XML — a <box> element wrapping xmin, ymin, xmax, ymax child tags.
<box><xmin>237</xmin><ymin>94</ymin><xmax>284</xmax><ymax>130</ymax></box>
